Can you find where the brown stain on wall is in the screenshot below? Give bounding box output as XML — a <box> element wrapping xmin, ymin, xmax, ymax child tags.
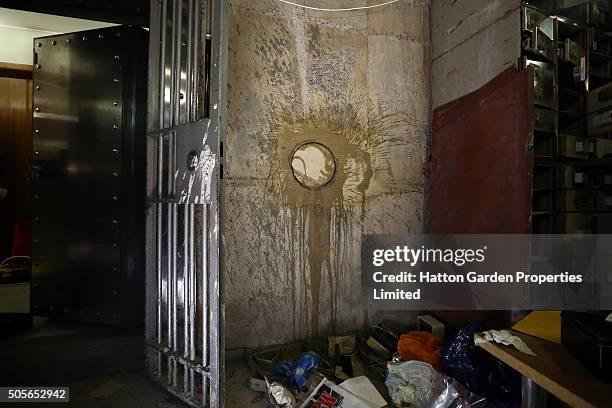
<box><xmin>263</xmin><ymin>97</ymin><xmax>410</xmax><ymax>335</ymax></box>
<box><xmin>226</xmin><ymin>0</ymin><xmax>429</xmax><ymax>346</ymax></box>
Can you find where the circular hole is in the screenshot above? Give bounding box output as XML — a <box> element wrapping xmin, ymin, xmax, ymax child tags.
<box><xmin>291</xmin><ymin>142</ymin><xmax>336</xmax><ymax>190</ymax></box>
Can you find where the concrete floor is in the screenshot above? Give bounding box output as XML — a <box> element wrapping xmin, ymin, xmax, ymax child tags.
<box><xmin>0</xmin><ymin>317</ymin><xmax>273</xmax><ymax>408</ymax></box>
<box><xmin>0</xmin><ymin>317</ymin><xmax>185</xmax><ymax>408</ymax></box>
<box><xmin>60</xmin><ymin>374</ymin><xmax>178</xmax><ymax>408</ymax></box>
<box><xmin>225</xmin><ymin>362</ymin><xmax>268</xmax><ymax>408</ymax></box>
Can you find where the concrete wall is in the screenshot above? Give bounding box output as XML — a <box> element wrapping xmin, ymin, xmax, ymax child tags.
<box><xmin>432</xmin><ymin>0</ymin><xmax>521</xmax><ymax>109</ymax></box>
<box><xmin>225</xmin><ymin>0</ymin><xmax>430</xmax><ymax>349</ymax></box>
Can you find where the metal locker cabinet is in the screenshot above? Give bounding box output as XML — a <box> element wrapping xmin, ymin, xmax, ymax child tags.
<box><xmin>31</xmin><ymin>26</ymin><xmax>148</xmax><ymax>327</ymax></box>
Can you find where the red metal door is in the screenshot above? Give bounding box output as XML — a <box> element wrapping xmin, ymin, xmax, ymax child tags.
<box><xmin>428</xmin><ymin>67</ymin><xmax>534</xmax><ymax>234</ymax></box>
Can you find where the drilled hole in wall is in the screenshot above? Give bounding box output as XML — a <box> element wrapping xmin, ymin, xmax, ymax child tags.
<box><xmin>291</xmin><ymin>142</ymin><xmax>336</xmax><ymax>190</ymax></box>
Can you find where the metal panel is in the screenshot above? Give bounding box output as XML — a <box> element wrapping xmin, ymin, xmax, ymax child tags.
<box><xmin>428</xmin><ymin>67</ymin><xmax>534</xmax><ymax>234</ymax></box>
<box><xmin>31</xmin><ymin>26</ymin><xmax>148</xmax><ymax>326</ymax></box>
<box><xmin>428</xmin><ymin>67</ymin><xmax>534</xmax><ymax>333</ymax></box>
<box><xmin>145</xmin><ymin>0</ymin><xmax>226</xmax><ymax>407</ymax></box>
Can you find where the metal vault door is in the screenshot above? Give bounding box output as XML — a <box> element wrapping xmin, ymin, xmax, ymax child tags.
<box><xmin>145</xmin><ymin>0</ymin><xmax>227</xmax><ymax>407</ymax></box>
<box><xmin>31</xmin><ymin>26</ymin><xmax>148</xmax><ymax>326</ymax></box>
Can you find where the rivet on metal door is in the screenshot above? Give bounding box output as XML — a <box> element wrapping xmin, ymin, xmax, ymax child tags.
<box><xmin>145</xmin><ymin>1</ymin><xmax>227</xmax><ymax>407</ymax></box>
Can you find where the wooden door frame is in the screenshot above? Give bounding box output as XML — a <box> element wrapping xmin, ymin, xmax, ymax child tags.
<box><xmin>0</xmin><ymin>62</ymin><xmax>32</xmax><ymax>80</ymax></box>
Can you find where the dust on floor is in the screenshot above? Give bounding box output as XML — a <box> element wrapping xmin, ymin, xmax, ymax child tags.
<box><xmin>226</xmin><ymin>361</ymin><xmax>269</xmax><ymax>408</ymax></box>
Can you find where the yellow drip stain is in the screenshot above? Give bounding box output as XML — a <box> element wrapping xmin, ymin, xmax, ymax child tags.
<box><xmin>263</xmin><ymin>95</ymin><xmax>407</xmax><ymax>337</ymax></box>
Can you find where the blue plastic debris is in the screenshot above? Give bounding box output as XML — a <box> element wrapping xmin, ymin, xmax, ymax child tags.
<box><xmin>266</xmin><ymin>351</ymin><xmax>321</xmax><ymax>391</ymax></box>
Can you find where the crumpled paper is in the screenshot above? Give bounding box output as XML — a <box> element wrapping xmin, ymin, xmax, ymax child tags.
<box><xmin>474</xmin><ymin>330</ymin><xmax>536</xmax><ymax>356</ymax></box>
<box><xmin>340</xmin><ymin>376</ymin><xmax>387</xmax><ymax>408</ymax></box>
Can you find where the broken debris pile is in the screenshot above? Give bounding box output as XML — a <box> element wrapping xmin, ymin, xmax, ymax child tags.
<box><xmin>247</xmin><ymin>319</ymin><xmax>523</xmax><ymax>407</ymax></box>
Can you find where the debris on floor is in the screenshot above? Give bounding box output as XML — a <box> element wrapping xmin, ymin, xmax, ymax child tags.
<box><xmin>241</xmin><ymin>320</ymin><xmax>525</xmax><ymax>407</ymax></box>
<box><xmin>299</xmin><ymin>377</ymin><xmax>384</xmax><ymax>408</ymax></box>
<box><xmin>267</xmin><ymin>381</ymin><xmax>296</xmax><ymax>408</ymax></box>
<box><xmin>366</xmin><ymin>322</ymin><xmax>400</xmax><ymax>358</ymax></box>
<box><xmin>442</xmin><ymin>324</ymin><xmax>520</xmax><ymax>407</ymax></box>
<box><xmin>385</xmin><ymin>360</ymin><xmax>458</xmax><ymax>408</ymax></box>
<box><xmin>397</xmin><ymin>331</ymin><xmax>442</xmax><ymax>370</ymax></box>
<box><xmin>338</xmin><ymin>376</ymin><xmax>387</xmax><ymax>408</ymax></box>
<box><xmin>266</xmin><ymin>351</ymin><xmax>321</xmax><ymax>392</ymax></box>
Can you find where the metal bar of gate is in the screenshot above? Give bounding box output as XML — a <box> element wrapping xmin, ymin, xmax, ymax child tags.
<box><xmin>145</xmin><ymin>0</ymin><xmax>226</xmax><ymax>406</ymax></box>
<box><xmin>189</xmin><ymin>204</ymin><xmax>196</xmax><ymax>398</ymax></box>
<box><xmin>202</xmin><ymin>205</ymin><xmax>209</xmax><ymax>405</ymax></box>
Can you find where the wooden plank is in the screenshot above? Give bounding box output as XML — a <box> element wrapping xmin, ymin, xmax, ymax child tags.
<box><xmin>479</xmin><ymin>330</ymin><xmax>612</xmax><ymax>408</ymax></box>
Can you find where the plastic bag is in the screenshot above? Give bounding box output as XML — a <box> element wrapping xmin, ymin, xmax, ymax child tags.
<box><xmin>441</xmin><ymin>323</ymin><xmax>520</xmax><ymax>408</ymax></box>
<box><xmin>384</xmin><ymin>361</ymin><xmax>459</xmax><ymax>408</ymax></box>
<box><xmin>397</xmin><ymin>331</ymin><xmax>442</xmax><ymax>370</ymax></box>
<box><xmin>267</xmin><ymin>351</ymin><xmax>321</xmax><ymax>392</ymax></box>
<box><xmin>450</xmin><ymin>379</ymin><xmax>495</xmax><ymax>408</ymax></box>
<box><xmin>294</xmin><ymin>352</ymin><xmax>321</xmax><ymax>389</ymax></box>
<box><xmin>267</xmin><ymin>362</ymin><xmax>297</xmax><ymax>387</ymax></box>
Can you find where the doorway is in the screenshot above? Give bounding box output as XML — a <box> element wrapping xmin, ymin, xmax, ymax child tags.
<box><xmin>0</xmin><ymin>5</ymin><xmax>169</xmax><ymax>407</ymax></box>
<box><xmin>0</xmin><ymin>62</ymin><xmax>31</xmax><ymax>332</ymax></box>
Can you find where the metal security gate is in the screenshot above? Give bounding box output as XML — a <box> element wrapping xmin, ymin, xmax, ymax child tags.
<box><xmin>145</xmin><ymin>0</ymin><xmax>227</xmax><ymax>407</ymax></box>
